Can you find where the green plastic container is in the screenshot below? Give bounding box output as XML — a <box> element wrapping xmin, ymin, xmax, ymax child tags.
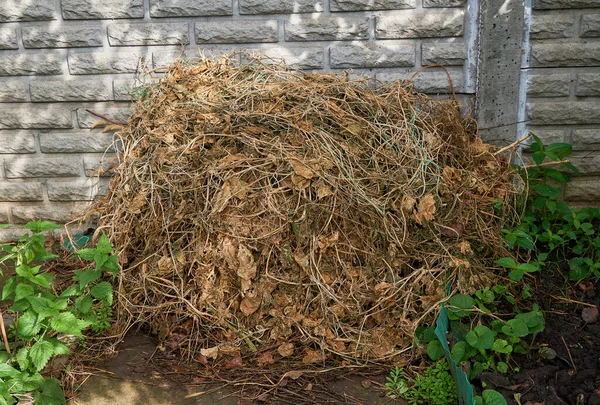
<box><xmin>434</xmin><ymin>303</ymin><xmax>475</xmax><ymax>405</ymax></box>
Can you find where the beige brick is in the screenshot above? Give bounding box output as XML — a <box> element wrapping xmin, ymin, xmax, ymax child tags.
<box><xmin>376</xmin><ymin>11</ymin><xmax>464</xmax><ymax>39</ymax></box>
<box><xmin>581</xmin><ymin>13</ymin><xmax>600</xmax><ymax>37</ymax></box>
<box><xmin>531</xmin><ymin>14</ymin><xmax>575</xmax><ymax>39</ymax></box>
<box><xmin>527</xmin><ymin>74</ymin><xmax>571</xmax><ymax>97</ymax></box>
<box><xmin>528</xmin><ymin>101</ymin><xmax>600</xmax><ymax>125</ymax></box>
<box><xmin>565</xmin><ymin>177</ymin><xmax>600</xmax><ymax>202</ymax></box>
<box><xmin>11</xmin><ymin>204</ymin><xmax>88</xmax><ymax>224</ymax></box>
<box><xmin>576</xmin><ymin>73</ymin><xmax>600</xmax><ymax>97</ymax></box>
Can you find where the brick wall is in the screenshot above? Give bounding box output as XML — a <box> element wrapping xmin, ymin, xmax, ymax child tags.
<box><xmin>526</xmin><ymin>0</ymin><xmax>600</xmax><ymax>204</ymax></box>
<box><xmin>0</xmin><ymin>0</ymin><xmax>471</xmax><ymax>227</ymax></box>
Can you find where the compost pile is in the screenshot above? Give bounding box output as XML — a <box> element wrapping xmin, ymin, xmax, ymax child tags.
<box><xmin>93</xmin><ymin>55</ymin><xmax>520</xmax><ymax>366</ymax></box>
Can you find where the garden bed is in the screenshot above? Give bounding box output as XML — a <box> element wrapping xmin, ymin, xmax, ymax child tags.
<box><xmin>486</xmin><ymin>268</ymin><xmax>600</xmax><ymax>405</ymax></box>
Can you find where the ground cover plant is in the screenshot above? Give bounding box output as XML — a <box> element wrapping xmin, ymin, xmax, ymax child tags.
<box><xmin>0</xmin><ymin>221</ymin><xmax>119</xmax><ymax>405</ymax></box>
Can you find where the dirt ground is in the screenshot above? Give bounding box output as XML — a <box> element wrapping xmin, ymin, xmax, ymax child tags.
<box><xmin>71</xmin><ymin>333</ymin><xmax>405</xmax><ymax>405</ymax></box>
<box><xmin>480</xmin><ymin>269</ymin><xmax>600</xmax><ymax>405</ymax></box>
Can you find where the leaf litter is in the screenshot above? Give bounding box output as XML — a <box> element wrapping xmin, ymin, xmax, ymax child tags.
<box><xmin>86</xmin><ymin>53</ymin><xmax>522</xmax><ymax>381</ymax></box>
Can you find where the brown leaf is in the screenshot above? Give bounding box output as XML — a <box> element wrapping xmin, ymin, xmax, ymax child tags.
<box><xmin>290</xmin><ymin>159</ymin><xmax>314</xmax><ymax>179</ymax></box>
<box><xmin>218</xmin><ymin>153</ymin><xmax>246</xmax><ymax>169</ymax></box>
<box><xmin>414</xmin><ymin>194</ymin><xmax>436</xmax><ymax>224</ymax></box>
<box><xmin>226</xmin><ymin>177</ymin><xmax>249</xmax><ymax>200</ymax></box>
<box><xmin>314</xmin><ymin>180</ymin><xmax>334</xmax><ymax>199</ymax></box>
<box><xmin>442</xmin><ymin>167</ymin><xmax>461</xmax><ymax>183</ymax></box>
<box><xmin>91</xmin><ymin>119</ymin><xmax>108</xmax><ymax>129</ymax></box>
<box><xmin>224</xmin><ymin>352</ymin><xmax>243</xmax><ymax>369</ymax></box>
<box><xmin>284</xmin><ymin>370</ymin><xmax>304</xmax><ymax>380</ymax></box>
<box><xmin>472</xmin><ymin>138</ymin><xmax>493</xmax><ymax>154</ymax></box>
<box><xmin>302</xmin><ymin>318</ymin><xmax>322</xmax><ymax>328</ymax></box>
<box><xmin>221</xmin><ymin>238</ymin><xmax>237</xmax><ymax>268</ymax></box>
<box><xmin>129</xmin><ymin>193</ymin><xmax>146</xmax><ymax>214</ymax></box>
<box><xmin>256</xmin><ymin>352</ymin><xmax>275</xmax><ymax>367</ymax></box>
<box><xmin>329</xmin><ymin>304</ymin><xmax>346</xmax><ymax>318</ymax></box>
<box><xmin>318</xmin><ymin>232</ymin><xmax>339</xmax><ymax>250</ymax></box>
<box><xmin>237</xmin><ymin>244</ymin><xmax>257</xmax><ymax>281</ymax></box>
<box><xmin>200</xmin><ymin>346</ymin><xmax>219</xmax><ymax>360</ymax></box>
<box><xmin>302</xmin><ymin>349</ymin><xmax>324</xmax><ymax>364</ymax></box>
<box><xmin>401</xmin><ymin>195</ymin><xmax>416</xmax><ymax>213</ymax></box>
<box><xmin>277</xmin><ymin>343</ymin><xmax>295</xmax><ymax>358</ymax></box>
<box><xmin>314</xmin><ymin>325</ymin><xmax>328</xmax><ymax>337</ymax></box>
<box><xmin>328</xmin><ymin>339</ymin><xmax>346</xmax><ymax>352</ymax></box>
<box><xmin>441</xmin><ymin>223</ymin><xmax>465</xmax><ymax>238</ymax></box>
<box><xmin>298</xmin><ymin>120</ymin><xmax>314</xmax><ymax>132</ymax></box>
<box><xmin>291</xmin><ymin>174</ymin><xmax>310</xmax><ymax>190</ymax></box>
<box><xmin>374</xmin><ymin>282</ymin><xmax>393</xmax><ymax>295</ymax></box>
<box><xmin>457</xmin><ymin>241</ymin><xmax>473</xmax><ymax>255</ymax></box>
<box><xmin>102</xmin><ymin>124</ymin><xmax>123</xmax><ymax>133</ymax></box>
<box><xmin>293</xmin><ymin>250</ymin><xmax>309</xmax><ymax>269</ymax></box>
<box><xmin>369</xmin><ymin>329</ymin><xmax>394</xmax><ymax>358</ymax></box>
<box><xmin>240</xmin><ymin>291</ymin><xmax>261</xmax><ymax>316</ymax></box>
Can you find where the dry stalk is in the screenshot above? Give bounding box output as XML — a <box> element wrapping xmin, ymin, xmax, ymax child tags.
<box><xmin>87</xmin><ymin>53</ymin><xmax>522</xmax><ymax>369</ymax></box>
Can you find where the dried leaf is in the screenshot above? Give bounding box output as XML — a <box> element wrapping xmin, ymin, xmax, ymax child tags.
<box><xmin>256</xmin><ymin>352</ymin><xmax>275</xmax><ymax>367</ymax></box>
<box><xmin>329</xmin><ymin>304</ymin><xmax>346</xmax><ymax>318</ymax></box>
<box><xmin>293</xmin><ymin>251</ymin><xmax>309</xmax><ymax>269</ymax></box>
<box><xmin>278</xmin><ymin>343</ymin><xmax>295</xmax><ymax>357</ymax></box>
<box><xmin>302</xmin><ymin>349</ymin><xmax>324</xmax><ymax>364</ymax></box>
<box><xmin>237</xmin><ymin>244</ymin><xmax>257</xmax><ymax>281</ymax></box>
<box><xmin>240</xmin><ymin>291</ymin><xmax>261</xmax><ymax>316</ymax></box>
<box><xmin>290</xmin><ymin>159</ymin><xmax>314</xmax><ymax>179</ymax></box>
<box><xmin>200</xmin><ymin>346</ymin><xmax>219</xmax><ymax>360</ymax></box>
<box><xmin>441</xmin><ymin>223</ymin><xmax>465</xmax><ymax>238</ymax></box>
<box><xmin>302</xmin><ymin>318</ymin><xmax>322</xmax><ymax>328</ymax></box>
<box><xmin>102</xmin><ymin>124</ymin><xmax>123</xmax><ymax>133</ymax></box>
<box><xmin>314</xmin><ymin>180</ymin><xmax>334</xmax><ymax>199</ymax></box>
<box><xmin>369</xmin><ymin>328</ymin><xmax>394</xmax><ymax>358</ymax></box>
<box><xmin>314</xmin><ymin>325</ymin><xmax>328</xmax><ymax>337</ymax></box>
<box><xmin>218</xmin><ymin>154</ymin><xmax>246</xmax><ymax>169</ymax></box>
<box><xmin>291</xmin><ymin>174</ymin><xmax>311</xmax><ymax>190</ymax></box>
<box><xmin>226</xmin><ymin>177</ymin><xmax>249</xmax><ymax>200</ymax></box>
<box><xmin>129</xmin><ymin>193</ymin><xmax>146</xmax><ymax>214</ymax></box>
<box><xmin>457</xmin><ymin>241</ymin><xmax>473</xmax><ymax>255</ymax></box>
<box><xmin>374</xmin><ymin>282</ymin><xmax>393</xmax><ymax>295</ymax></box>
<box><xmin>224</xmin><ymin>352</ymin><xmax>243</xmax><ymax>369</ymax></box>
<box><xmin>91</xmin><ymin>119</ymin><xmax>108</xmax><ymax>129</ymax></box>
<box><xmin>401</xmin><ymin>195</ymin><xmax>417</xmax><ymax>213</ymax></box>
<box><xmin>284</xmin><ymin>370</ymin><xmax>304</xmax><ymax>380</ymax></box>
<box><xmin>414</xmin><ymin>194</ymin><xmax>436</xmax><ymax>224</ymax></box>
<box><xmin>442</xmin><ymin>167</ymin><xmax>461</xmax><ymax>183</ymax></box>
<box><xmin>318</xmin><ymin>232</ymin><xmax>339</xmax><ymax>250</ymax></box>
<box><xmin>221</xmin><ymin>238</ymin><xmax>237</xmax><ymax>268</ymax></box>
<box><xmin>472</xmin><ymin>138</ymin><xmax>493</xmax><ymax>154</ymax></box>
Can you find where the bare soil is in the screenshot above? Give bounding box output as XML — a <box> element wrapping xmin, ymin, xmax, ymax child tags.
<box><xmin>73</xmin><ymin>333</ymin><xmax>405</xmax><ymax>405</ymax></box>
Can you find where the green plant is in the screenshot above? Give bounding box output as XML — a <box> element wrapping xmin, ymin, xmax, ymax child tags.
<box><xmin>475</xmin><ymin>389</ymin><xmax>508</xmax><ymax>405</ymax></box>
<box><xmin>0</xmin><ymin>221</ymin><xmax>119</xmax><ymax>405</ymax></box>
<box><xmin>495</xmin><ymin>134</ymin><xmax>600</xmax><ymax>282</ymax></box>
<box><xmin>422</xmin><ymin>288</ymin><xmax>543</xmax><ymax>381</ymax></box>
<box><xmin>386</xmin><ymin>360</ymin><xmax>457</xmax><ymax>405</ymax></box>
<box><xmin>385</xmin><ymin>366</ymin><xmax>408</xmax><ymax>399</ymax></box>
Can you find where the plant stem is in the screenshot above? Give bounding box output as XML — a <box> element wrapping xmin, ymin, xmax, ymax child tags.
<box><xmin>0</xmin><ymin>311</ymin><xmax>10</xmax><ymax>354</ymax></box>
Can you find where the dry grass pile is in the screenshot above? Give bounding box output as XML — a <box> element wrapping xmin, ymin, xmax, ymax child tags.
<box><xmin>92</xmin><ymin>54</ymin><xmax>521</xmax><ymax>367</ymax></box>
